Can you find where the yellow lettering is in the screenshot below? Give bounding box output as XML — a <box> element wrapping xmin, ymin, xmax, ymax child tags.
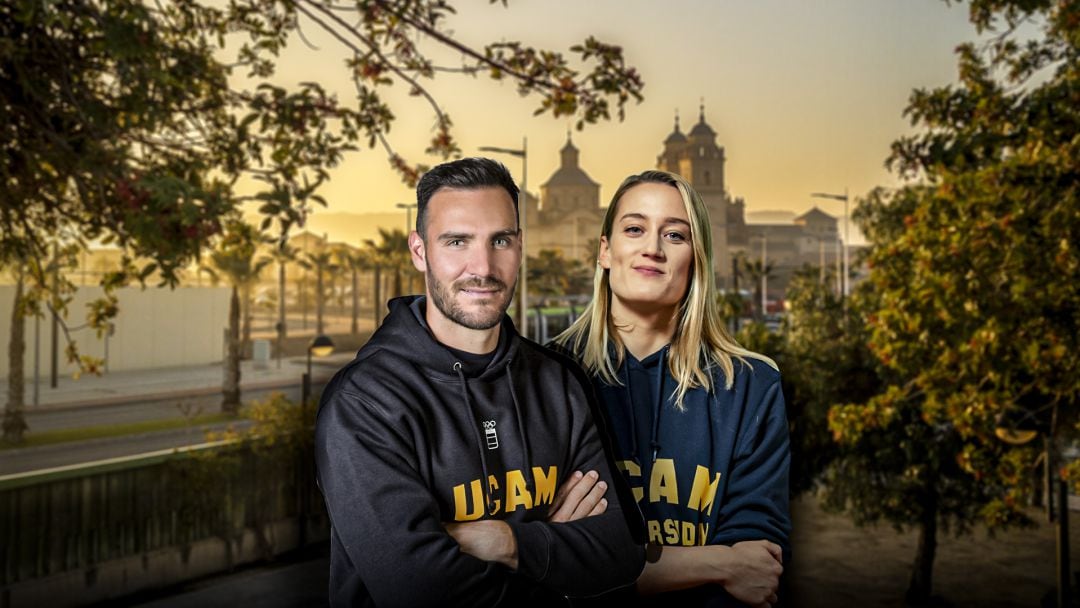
<box><xmin>698</xmin><ymin>523</ymin><xmax>709</xmax><ymax>546</ymax></box>
<box><xmin>488</xmin><ymin>475</ymin><xmax>501</xmax><ymax>515</ymax></box>
<box><xmin>663</xmin><ymin>519</ymin><xmax>679</xmax><ymax>544</ymax></box>
<box><xmin>688</xmin><ymin>466</ymin><xmax>722</xmax><ymax>515</ymax></box>
<box><xmin>617</xmin><ymin>460</ymin><xmax>644</xmax><ymax>503</ymax></box>
<box><xmin>649</xmin><ymin>458</ymin><xmax>678</xmax><ymax>504</ymax></box>
<box><xmin>681</xmin><ymin>521</ymin><xmax>696</xmax><ymax>546</ymax></box>
<box><xmin>647</xmin><ymin>520</ymin><xmax>663</xmax><ymax>544</ymax></box>
<box><xmin>533</xmin><ymin>466</ymin><xmax>557</xmax><ymax>505</ymax></box>
<box><xmin>505</xmin><ymin>469</ymin><xmax>533</xmax><ymax>512</ymax></box>
<box><xmin>453</xmin><ymin>479</ymin><xmax>484</xmax><ymax>521</ymax></box>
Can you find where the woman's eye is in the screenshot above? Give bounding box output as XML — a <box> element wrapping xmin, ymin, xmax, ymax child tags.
<box><xmin>666</xmin><ymin>231</ymin><xmax>687</xmax><ymax>242</ymax></box>
<box><xmin>624</xmin><ymin>226</ymin><xmax>643</xmax><ymax>235</ymax></box>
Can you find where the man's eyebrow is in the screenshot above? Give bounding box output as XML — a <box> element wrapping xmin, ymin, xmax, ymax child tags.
<box><xmin>436</xmin><ymin>231</ymin><xmax>473</xmax><ymax>241</ymax></box>
<box><xmin>491</xmin><ymin>229</ymin><xmax>519</xmax><ymax>239</ymax></box>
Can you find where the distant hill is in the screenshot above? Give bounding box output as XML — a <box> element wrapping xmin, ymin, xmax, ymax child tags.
<box><xmin>745</xmin><ymin>210</ymin><xmax>798</xmax><ymax>225</ymax></box>
<box><xmin>243</xmin><ymin>211</ymin><xmax>407</xmax><ymax>246</ymax></box>
<box><xmin>304</xmin><ymin>212</ymin><xmax>407</xmax><ymax>246</ymax></box>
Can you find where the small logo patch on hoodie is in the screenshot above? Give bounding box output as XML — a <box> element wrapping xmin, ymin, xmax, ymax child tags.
<box><xmin>482</xmin><ymin>420</ymin><xmax>499</xmax><ymax>450</ymax></box>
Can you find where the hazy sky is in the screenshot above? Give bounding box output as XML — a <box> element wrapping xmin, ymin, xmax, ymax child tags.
<box><xmin>248</xmin><ymin>0</ymin><xmax>988</xmax><ymax>239</ymax></box>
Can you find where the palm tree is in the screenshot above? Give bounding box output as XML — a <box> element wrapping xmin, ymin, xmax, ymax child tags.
<box><xmin>365</xmin><ymin>228</ymin><xmax>411</xmax><ymax>301</ymax></box>
<box><xmin>335</xmin><ymin>245</ymin><xmax>372</xmax><ymax>335</ymax></box>
<box><xmin>204</xmin><ymin>220</ymin><xmax>271</xmax><ymax>415</ymax></box>
<box><xmin>301</xmin><ymin>250</ymin><xmax>337</xmax><ymax>335</ymax></box>
<box><xmin>740</xmin><ymin>256</ymin><xmax>775</xmax><ymax>322</ymax></box>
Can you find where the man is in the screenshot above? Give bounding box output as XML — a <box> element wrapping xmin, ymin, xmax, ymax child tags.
<box><xmin>315</xmin><ymin>157</ymin><xmax>645</xmax><ymax>607</ymax></box>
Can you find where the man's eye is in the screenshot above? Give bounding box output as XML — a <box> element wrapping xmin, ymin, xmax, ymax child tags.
<box><xmin>447</xmin><ymin>239</ymin><xmax>465</xmax><ymax>247</ymax></box>
<box><xmin>493</xmin><ymin>237</ymin><xmax>510</xmax><ymax>248</ymax></box>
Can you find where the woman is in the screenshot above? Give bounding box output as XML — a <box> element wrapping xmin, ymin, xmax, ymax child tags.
<box><xmin>551</xmin><ymin>170</ymin><xmax>790</xmax><ymax>608</ymax></box>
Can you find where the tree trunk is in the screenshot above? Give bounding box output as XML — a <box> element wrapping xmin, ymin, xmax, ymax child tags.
<box><xmin>241</xmin><ymin>282</ymin><xmax>252</xmax><ymax>358</ymax></box>
<box><xmin>3</xmin><ymin>275</ymin><xmax>28</xmax><ymax>443</ymax></box>
<box><xmin>393</xmin><ymin>267</ymin><xmax>402</xmax><ymax>300</ymax></box>
<box><xmin>316</xmin><ymin>265</ymin><xmax>325</xmax><ymax>334</ymax></box>
<box><xmin>351</xmin><ymin>267</ymin><xmax>359</xmax><ymax>335</ymax></box>
<box><xmin>278</xmin><ymin>260</ymin><xmax>287</xmax><ymax>341</ymax></box>
<box><xmin>373</xmin><ymin>265</ymin><xmax>382</xmax><ymax>329</ymax></box>
<box><xmin>906</xmin><ymin>486</ymin><xmax>939</xmax><ymax>605</ymax></box>
<box><xmin>222</xmin><ymin>285</ymin><xmax>241</xmax><ymax>415</ymax></box>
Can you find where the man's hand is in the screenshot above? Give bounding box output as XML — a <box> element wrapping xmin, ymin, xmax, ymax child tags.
<box><xmin>547</xmin><ymin>470</ymin><xmax>608</xmax><ymax>522</ymax></box>
<box><xmin>444</xmin><ymin>520</ymin><xmax>518</xmax><ymax>570</ymax></box>
<box><xmin>719</xmin><ymin>540</ymin><xmax>783</xmax><ymax>608</ymax></box>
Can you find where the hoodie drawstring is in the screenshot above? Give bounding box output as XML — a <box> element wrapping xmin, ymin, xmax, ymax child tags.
<box><xmin>621</xmin><ymin>363</ymin><xmax>641</xmax><ymax>463</ymax></box>
<box><xmin>649</xmin><ymin>347</ymin><xmax>667</xmax><ymax>463</ymax></box>
<box><xmin>504</xmin><ymin>361</ymin><xmax>534</xmax><ymax>491</ymax></box>
<box><xmin>453</xmin><ymin>362</ymin><xmax>495</xmax><ymax>515</ymax></box>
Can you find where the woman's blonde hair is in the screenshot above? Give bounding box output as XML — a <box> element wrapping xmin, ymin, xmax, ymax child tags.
<box><xmin>553</xmin><ymin>170</ymin><xmax>775</xmax><ymax>409</ymax></box>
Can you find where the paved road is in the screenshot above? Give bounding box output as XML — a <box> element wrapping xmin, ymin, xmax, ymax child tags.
<box><xmin>2</xmin><ymin>353</ymin><xmax>355</xmax><ymax>476</ymax></box>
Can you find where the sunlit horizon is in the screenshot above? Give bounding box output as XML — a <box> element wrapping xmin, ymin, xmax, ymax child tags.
<box><xmin>227</xmin><ymin>0</ymin><xmax>1006</xmax><ymax>247</ymax></box>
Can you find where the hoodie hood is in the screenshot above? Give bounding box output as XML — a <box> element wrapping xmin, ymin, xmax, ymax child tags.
<box><xmin>365</xmin><ymin>295</ymin><xmax>518</xmax><ymax>381</ymax></box>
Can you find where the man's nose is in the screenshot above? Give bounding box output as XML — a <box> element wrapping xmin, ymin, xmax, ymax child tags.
<box><xmin>467</xmin><ymin>243</ymin><xmax>495</xmax><ymax>276</ymax></box>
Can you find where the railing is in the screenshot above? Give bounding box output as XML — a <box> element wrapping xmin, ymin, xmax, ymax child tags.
<box><xmin>0</xmin><ymin>439</ymin><xmax>326</xmax><ymax>606</ymax></box>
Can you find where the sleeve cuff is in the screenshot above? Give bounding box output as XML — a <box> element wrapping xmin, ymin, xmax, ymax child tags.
<box><xmin>507</xmin><ymin>520</ymin><xmax>552</xmax><ymax>582</ymax></box>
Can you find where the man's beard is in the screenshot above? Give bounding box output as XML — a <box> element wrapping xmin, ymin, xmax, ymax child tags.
<box><xmin>427</xmin><ymin>271</ymin><xmax>515</xmax><ymax>330</ymax></box>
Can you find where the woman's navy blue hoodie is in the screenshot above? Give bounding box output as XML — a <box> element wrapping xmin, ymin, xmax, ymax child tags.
<box><xmin>314</xmin><ymin>296</ymin><xmax>645</xmax><ymax>607</ymax></box>
<box><xmin>585</xmin><ymin>346</ymin><xmax>791</xmax><ymax>607</ymax></box>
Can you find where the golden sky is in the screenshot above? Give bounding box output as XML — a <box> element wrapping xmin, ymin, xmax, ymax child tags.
<box><xmin>242</xmin><ymin>0</ymin><xmax>993</xmax><ymax>242</ymax></box>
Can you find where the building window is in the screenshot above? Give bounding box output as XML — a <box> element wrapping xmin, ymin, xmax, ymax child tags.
<box><xmin>704</xmin><ymin>171</ymin><xmax>711</xmax><ymax>185</ymax></box>
<box><xmin>699</xmin><ymin>146</ymin><xmax>705</xmax><ymax>157</ymax></box>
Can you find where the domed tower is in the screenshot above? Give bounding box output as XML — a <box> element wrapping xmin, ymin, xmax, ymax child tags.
<box><xmin>656</xmin><ymin>102</ymin><xmax>731</xmax><ymax>285</ymax></box>
<box><xmin>657</xmin><ymin>111</ymin><xmax>687</xmax><ymax>173</ymax></box>
<box><xmin>680</xmin><ymin>102</ymin><xmax>726</xmax><ymax>197</ymax></box>
<box><xmin>537</xmin><ymin>131</ymin><xmax>603</xmax><ymax>262</ymax></box>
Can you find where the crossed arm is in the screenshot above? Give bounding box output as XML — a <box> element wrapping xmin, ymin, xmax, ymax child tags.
<box><xmin>450</xmin><ymin>471</ymin><xmax>783</xmax><ymax>608</ymax></box>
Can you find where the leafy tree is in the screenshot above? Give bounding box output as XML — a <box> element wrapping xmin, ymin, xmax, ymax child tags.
<box><xmin>2</xmin><ymin>0</ymin><xmax>644</xmax><ymax>403</ymax></box>
<box><xmin>824</xmin><ymin>1</ymin><xmax>1079</xmax><ymax>602</ymax></box>
<box><xmin>778</xmin><ymin>267</ymin><xmax>880</xmax><ymax>496</ymax></box>
<box><xmin>3</xmin><ymin>270</ymin><xmax>27</xmax><ymax>442</ymax></box>
<box><xmin>527</xmin><ymin>249</ymin><xmax>588</xmax><ymax>302</ymax></box>
<box><xmin>203</xmin><ymin>220</ymin><xmax>272</xmax><ymax>415</ymax></box>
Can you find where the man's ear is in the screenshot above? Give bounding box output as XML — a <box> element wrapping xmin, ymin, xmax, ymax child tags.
<box><xmin>409</xmin><ymin>231</ymin><xmax>427</xmax><ymax>272</ymax></box>
<box><xmin>598</xmin><ymin>235</ymin><xmax>611</xmax><ymax>270</ymax></box>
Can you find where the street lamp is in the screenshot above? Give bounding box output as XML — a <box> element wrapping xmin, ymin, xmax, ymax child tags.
<box><xmin>479</xmin><ymin>139</ymin><xmax>529</xmax><ymax>338</ymax></box>
<box><xmin>301</xmin><ymin>334</ymin><xmax>335</xmax><ymax>407</ymax></box>
<box><xmin>810</xmin><ymin>189</ymin><xmax>850</xmax><ymax>298</ymax></box>
<box><xmin>994</xmin><ymin>409</ymin><xmax>1069</xmax><ymax>608</ymax></box>
<box><xmin>396</xmin><ymin>202</ymin><xmax>417</xmax><ymax>235</ymax></box>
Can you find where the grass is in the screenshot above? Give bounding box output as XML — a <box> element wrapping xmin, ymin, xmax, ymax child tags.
<box><xmin>1</xmin><ymin>413</ymin><xmax>237</xmax><ymax>450</ymax></box>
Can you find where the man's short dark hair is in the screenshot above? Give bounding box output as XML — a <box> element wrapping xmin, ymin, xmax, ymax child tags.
<box><xmin>415</xmin><ymin>157</ymin><xmax>520</xmax><ymax>238</ymax></box>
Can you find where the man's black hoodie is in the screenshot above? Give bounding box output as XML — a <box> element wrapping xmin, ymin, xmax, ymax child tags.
<box><xmin>315</xmin><ymin>296</ymin><xmax>645</xmax><ymax>607</ymax></box>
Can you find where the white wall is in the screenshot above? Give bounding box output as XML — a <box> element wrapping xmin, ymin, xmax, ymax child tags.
<box><xmin>0</xmin><ymin>285</ymin><xmax>230</xmax><ymax>377</ymax></box>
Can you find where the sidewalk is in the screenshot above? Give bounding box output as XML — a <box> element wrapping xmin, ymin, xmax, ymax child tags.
<box><xmin>7</xmin><ymin>352</ymin><xmax>358</xmax><ymax>413</ymax></box>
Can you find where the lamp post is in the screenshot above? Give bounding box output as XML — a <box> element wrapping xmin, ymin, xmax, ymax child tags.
<box><xmin>810</xmin><ymin>189</ymin><xmax>850</xmax><ymax>298</ymax></box>
<box><xmin>995</xmin><ymin>411</ymin><xmax>1069</xmax><ymax>608</ymax></box>
<box><xmin>479</xmin><ymin>139</ymin><xmax>528</xmax><ymax>338</ymax></box>
<box><xmin>301</xmin><ymin>334</ymin><xmax>335</xmax><ymax>407</ymax></box>
<box><xmin>396</xmin><ymin>202</ymin><xmax>417</xmax><ymax>235</ymax></box>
